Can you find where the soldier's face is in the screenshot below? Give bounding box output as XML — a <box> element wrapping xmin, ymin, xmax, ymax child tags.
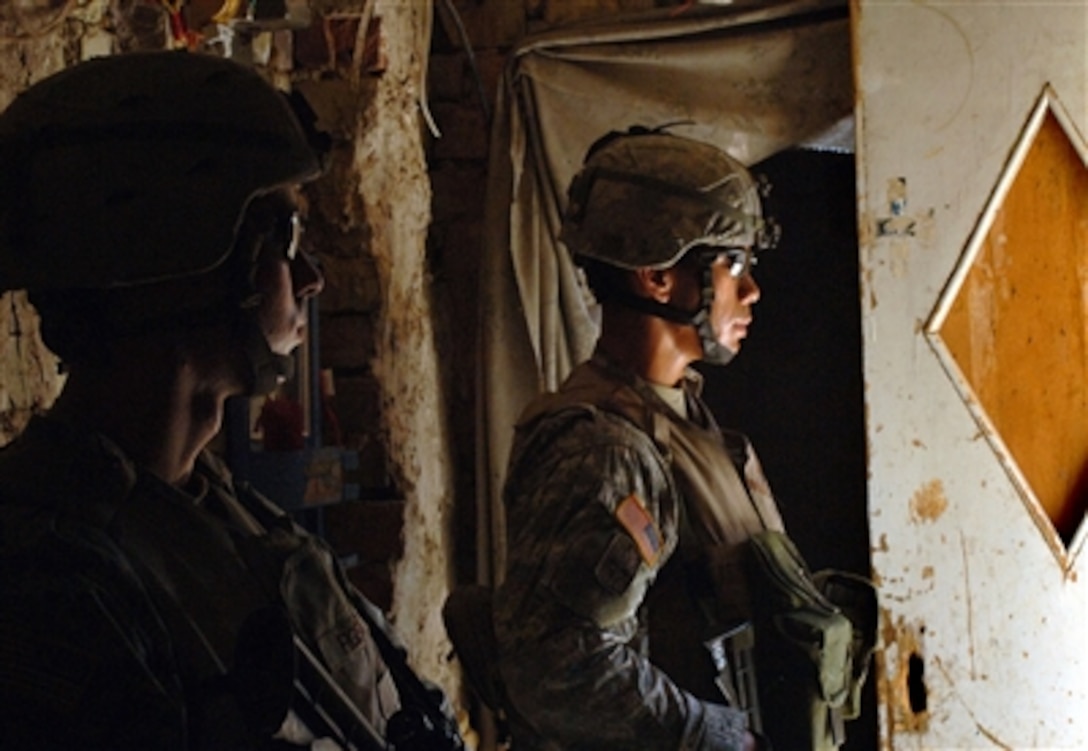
<box><xmin>252</xmin><ymin>196</ymin><xmax>324</xmax><ymax>357</ymax></box>
<box><xmin>669</xmin><ymin>251</ymin><xmax>760</xmax><ymax>358</ymax></box>
<box><xmin>706</xmin><ymin>253</ymin><xmax>760</xmax><ymax>355</ymax></box>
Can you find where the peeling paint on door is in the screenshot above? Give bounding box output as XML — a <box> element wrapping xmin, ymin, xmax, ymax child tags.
<box><xmin>878</xmin><ymin>610</ymin><xmax>929</xmax><ymax>743</ymax></box>
<box><xmin>857</xmin><ymin>1</ymin><xmax>1088</xmax><ymax>746</ymax></box>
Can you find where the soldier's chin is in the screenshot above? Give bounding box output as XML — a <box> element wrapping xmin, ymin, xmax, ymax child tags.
<box><xmin>700</xmin><ymin>339</ymin><xmax>737</xmax><ymax>367</ymax></box>
<box><xmin>718</xmin><ymin>336</ymin><xmax>742</xmax><ymax>355</ymax></box>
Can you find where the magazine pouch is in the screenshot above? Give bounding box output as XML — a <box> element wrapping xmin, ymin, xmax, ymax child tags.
<box><xmin>745</xmin><ymin>530</ymin><xmax>857</xmax><ymax>750</ymax></box>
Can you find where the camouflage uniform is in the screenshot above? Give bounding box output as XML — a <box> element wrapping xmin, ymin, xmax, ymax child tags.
<box><xmin>494</xmin><ymin>350</ymin><xmax>783</xmax><ymax>750</ymax></box>
<box><xmin>0</xmin><ymin>415</ymin><xmax>400</xmax><ymax>749</ymax></box>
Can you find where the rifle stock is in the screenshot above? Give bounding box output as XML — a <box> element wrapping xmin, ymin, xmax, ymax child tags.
<box><xmin>292</xmin><ymin>634</ymin><xmax>389</xmax><ymax>750</ymax></box>
<box><xmin>347</xmin><ymin>593</ymin><xmax>466</xmax><ymax>751</ymax></box>
<box><xmin>289</xmin><ymin>612</ymin><xmax>466</xmax><ymax>751</ymax></box>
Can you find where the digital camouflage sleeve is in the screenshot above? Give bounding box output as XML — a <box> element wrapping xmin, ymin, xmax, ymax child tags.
<box><xmin>492</xmin><ymin>404</ymin><xmax>751</xmax><ymax>750</ymax></box>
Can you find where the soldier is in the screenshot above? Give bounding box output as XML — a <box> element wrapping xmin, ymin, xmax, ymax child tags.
<box><xmin>489</xmin><ymin>127</ymin><xmax>784</xmax><ymax>750</ymax></box>
<box><xmin>0</xmin><ymin>52</ymin><xmax>458</xmax><ymax>750</ymax></box>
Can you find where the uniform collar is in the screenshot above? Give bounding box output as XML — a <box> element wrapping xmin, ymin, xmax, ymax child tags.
<box><xmin>588</xmin><ymin>348</ymin><xmax>705</xmax><ymax>402</ymax></box>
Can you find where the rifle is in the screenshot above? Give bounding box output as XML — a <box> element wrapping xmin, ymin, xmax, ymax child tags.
<box><xmin>291</xmin><ymin>632</ymin><xmax>389</xmax><ymax>750</ymax></box>
<box><xmin>225</xmin><ymin>483</ymin><xmax>465</xmax><ymax>751</ymax></box>
<box><xmin>235</xmin><ymin>603</ymin><xmax>464</xmax><ymax>751</ymax></box>
<box><xmin>349</xmin><ymin>593</ymin><xmax>466</xmax><ymax>751</ymax></box>
<box><xmin>704</xmin><ymin>621</ymin><xmax>762</xmax><ymax>735</ymax></box>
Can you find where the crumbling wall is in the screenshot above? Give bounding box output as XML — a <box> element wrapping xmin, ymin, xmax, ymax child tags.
<box><xmin>285</xmin><ymin>0</ymin><xmax>465</xmax><ymax>710</ymax></box>
<box><xmin>0</xmin><ymin>292</ymin><xmax>60</xmax><ymax>442</ymax></box>
<box><xmin>0</xmin><ymin>2</ymin><xmax>110</xmax><ymax>444</ymax></box>
<box><xmin>348</xmin><ymin>0</ymin><xmax>460</xmax><ymax>702</ymax></box>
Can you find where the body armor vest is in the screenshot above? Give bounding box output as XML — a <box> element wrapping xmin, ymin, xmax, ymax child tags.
<box><xmin>520</xmin><ymin>354</ymin><xmax>784</xmax><ymax>699</ymax></box>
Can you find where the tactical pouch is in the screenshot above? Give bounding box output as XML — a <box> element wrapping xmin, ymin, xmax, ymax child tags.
<box><xmin>813</xmin><ymin>570</ymin><xmax>878</xmax><ymax>721</ymax></box>
<box><xmin>744</xmin><ymin>530</ymin><xmax>872</xmax><ymax>751</ymax></box>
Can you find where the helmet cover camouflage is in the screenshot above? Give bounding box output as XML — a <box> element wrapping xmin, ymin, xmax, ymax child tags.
<box><xmin>560</xmin><ymin>129</ymin><xmax>770</xmax><ymax>270</ymax></box>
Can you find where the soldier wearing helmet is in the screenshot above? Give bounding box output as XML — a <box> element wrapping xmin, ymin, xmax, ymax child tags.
<box><xmin>488</xmin><ymin>128</ymin><xmax>784</xmax><ymax>750</ymax></box>
<box><xmin>0</xmin><ymin>52</ymin><xmax>454</xmax><ymax>749</ymax></box>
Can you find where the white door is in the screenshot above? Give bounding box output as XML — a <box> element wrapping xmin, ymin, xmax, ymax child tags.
<box><xmin>854</xmin><ymin>3</ymin><xmax>1088</xmax><ymax>748</ymax></box>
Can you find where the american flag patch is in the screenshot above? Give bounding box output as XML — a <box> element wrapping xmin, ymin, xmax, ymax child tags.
<box><xmin>615</xmin><ymin>494</ymin><xmax>662</xmax><ymax>566</ymax></box>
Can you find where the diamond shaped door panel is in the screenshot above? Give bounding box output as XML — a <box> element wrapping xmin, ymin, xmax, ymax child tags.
<box><xmin>928</xmin><ymin>87</ymin><xmax>1088</xmax><ymax>565</ymax></box>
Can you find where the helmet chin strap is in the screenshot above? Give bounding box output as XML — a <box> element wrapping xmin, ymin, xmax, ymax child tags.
<box><xmin>610</xmin><ymin>286</ymin><xmax>735</xmax><ymax>367</ymax></box>
<box><xmin>691</xmin><ymin>255</ymin><xmax>736</xmax><ymax>366</ymax></box>
<box><xmin>237</xmin><ymin>310</ymin><xmax>295</xmax><ymax>396</ymax></box>
<box><xmin>689</xmin><ymin>307</ymin><xmax>736</xmax><ymax>366</ymax></box>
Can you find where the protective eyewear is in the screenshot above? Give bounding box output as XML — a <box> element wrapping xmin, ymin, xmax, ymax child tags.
<box><xmin>699</xmin><ymin>246</ymin><xmax>756</xmax><ymax>278</ymax></box>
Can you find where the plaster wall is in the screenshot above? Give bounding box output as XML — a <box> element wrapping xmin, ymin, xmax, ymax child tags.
<box><xmin>355</xmin><ymin>0</ymin><xmax>459</xmax><ymax>700</ymax></box>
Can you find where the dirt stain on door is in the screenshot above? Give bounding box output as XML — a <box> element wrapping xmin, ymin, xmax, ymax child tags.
<box><xmin>910</xmin><ymin>478</ymin><xmax>949</xmax><ymax>523</ymax></box>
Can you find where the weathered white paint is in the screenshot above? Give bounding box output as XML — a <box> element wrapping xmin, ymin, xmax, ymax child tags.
<box><xmin>854</xmin><ymin>2</ymin><xmax>1088</xmax><ymax>748</ymax></box>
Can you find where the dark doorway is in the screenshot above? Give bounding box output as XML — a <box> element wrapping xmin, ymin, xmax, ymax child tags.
<box><xmin>696</xmin><ymin>147</ymin><xmax>877</xmax><ymax>750</ymax></box>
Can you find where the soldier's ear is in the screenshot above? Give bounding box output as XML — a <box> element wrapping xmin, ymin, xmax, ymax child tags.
<box><xmin>633</xmin><ymin>267</ymin><xmax>672</xmax><ymax>303</ymax></box>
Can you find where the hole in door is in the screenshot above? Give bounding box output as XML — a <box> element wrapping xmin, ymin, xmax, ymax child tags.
<box><xmin>907</xmin><ymin>652</ymin><xmax>928</xmax><ymax>714</ymax></box>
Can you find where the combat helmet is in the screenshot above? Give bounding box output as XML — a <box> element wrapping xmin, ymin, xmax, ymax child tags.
<box><xmin>560</xmin><ymin>126</ymin><xmax>776</xmax><ymax>365</ymax></box>
<box><xmin>0</xmin><ymin>50</ymin><xmax>321</xmax><ymax>290</ymax></box>
<box><xmin>0</xmin><ymin>51</ymin><xmax>324</xmax><ymax>392</ymax></box>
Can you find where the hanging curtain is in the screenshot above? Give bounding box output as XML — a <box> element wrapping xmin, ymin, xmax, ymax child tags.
<box><xmin>476</xmin><ymin>0</ymin><xmax>853</xmax><ymax>584</ymax></box>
